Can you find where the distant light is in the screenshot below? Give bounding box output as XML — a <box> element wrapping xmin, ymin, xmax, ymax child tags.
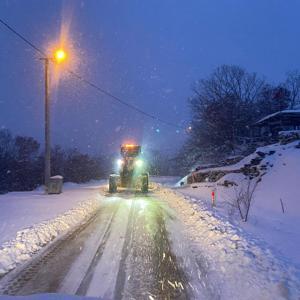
<box><xmin>156</xmin><ymin>128</ymin><xmax>160</xmax><ymax>133</ymax></box>
<box><xmin>176</xmin><ymin>129</ymin><xmax>180</xmax><ymax>134</ymax></box>
<box><xmin>187</xmin><ymin>126</ymin><xmax>192</xmax><ymax>133</ymax></box>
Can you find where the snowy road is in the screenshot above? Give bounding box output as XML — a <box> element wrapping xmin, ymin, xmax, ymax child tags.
<box><xmin>1</xmin><ymin>184</ymin><xmax>299</xmax><ymax>300</ymax></box>
<box><xmin>0</xmin><ymin>190</ymin><xmax>196</xmax><ymax>300</ymax></box>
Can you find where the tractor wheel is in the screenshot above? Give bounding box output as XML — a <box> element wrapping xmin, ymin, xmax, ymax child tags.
<box><xmin>141</xmin><ymin>173</ymin><xmax>149</xmax><ymax>193</ymax></box>
<box><xmin>109</xmin><ymin>174</ymin><xmax>119</xmax><ymax>193</ymax></box>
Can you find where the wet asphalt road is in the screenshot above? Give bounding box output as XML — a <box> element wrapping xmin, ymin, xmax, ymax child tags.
<box><xmin>0</xmin><ymin>191</ymin><xmax>192</xmax><ymax>300</ymax></box>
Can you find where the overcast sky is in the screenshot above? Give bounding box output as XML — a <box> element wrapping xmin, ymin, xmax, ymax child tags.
<box><xmin>1</xmin><ymin>0</ymin><xmax>300</xmax><ymax>156</ymax></box>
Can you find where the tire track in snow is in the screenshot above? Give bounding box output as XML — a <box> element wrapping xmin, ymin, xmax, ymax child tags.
<box><xmin>115</xmin><ymin>198</ymin><xmax>190</xmax><ymax>299</ymax></box>
<box><xmin>113</xmin><ymin>198</ymin><xmax>137</xmax><ymax>299</ymax></box>
<box><xmin>82</xmin><ymin>198</ymin><xmax>135</xmax><ymax>299</ymax></box>
<box><xmin>0</xmin><ymin>206</ymin><xmax>102</xmax><ymax>295</ymax></box>
<box><xmin>75</xmin><ymin>202</ymin><xmax>120</xmax><ymax>295</ymax></box>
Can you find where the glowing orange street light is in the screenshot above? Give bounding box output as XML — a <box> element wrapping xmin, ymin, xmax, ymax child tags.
<box><xmin>54</xmin><ymin>48</ymin><xmax>67</xmax><ymax>63</ymax></box>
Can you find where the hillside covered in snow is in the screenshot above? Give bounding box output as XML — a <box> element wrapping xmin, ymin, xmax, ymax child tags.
<box><xmin>176</xmin><ymin>140</ymin><xmax>300</xmax><ymax>267</ymax></box>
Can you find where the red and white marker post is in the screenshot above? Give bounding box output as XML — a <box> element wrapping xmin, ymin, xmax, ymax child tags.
<box><xmin>211</xmin><ymin>188</ymin><xmax>216</xmax><ymax>207</ymax></box>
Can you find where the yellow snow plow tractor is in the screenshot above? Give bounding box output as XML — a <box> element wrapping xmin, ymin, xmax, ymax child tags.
<box><xmin>109</xmin><ymin>144</ymin><xmax>149</xmax><ymax>193</ymax></box>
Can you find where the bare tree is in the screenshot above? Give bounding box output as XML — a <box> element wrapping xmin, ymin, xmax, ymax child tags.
<box><xmin>285</xmin><ymin>70</ymin><xmax>300</xmax><ymax>109</ymax></box>
<box><xmin>233</xmin><ymin>177</ymin><xmax>259</xmax><ymax>222</ymax></box>
<box><xmin>192</xmin><ymin>65</ymin><xmax>266</xmax><ymax>105</ymax></box>
<box><xmin>187</xmin><ymin>65</ymin><xmax>266</xmax><ymax>165</ymax></box>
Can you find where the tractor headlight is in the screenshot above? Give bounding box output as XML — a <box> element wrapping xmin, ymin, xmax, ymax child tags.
<box><xmin>116</xmin><ymin>159</ymin><xmax>124</xmax><ymax>167</ymax></box>
<box><xmin>135</xmin><ymin>159</ymin><xmax>143</xmax><ymax>167</ymax></box>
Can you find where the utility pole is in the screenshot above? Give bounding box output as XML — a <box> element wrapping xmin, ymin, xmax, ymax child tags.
<box><xmin>43</xmin><ymin>57</ymin><xmax>51</xmax><ymax>192</ymax></box>
<box><xmin>41</xmin><ymin>49</ymin><xmax>66</xmax><ymax>193</ymax></box>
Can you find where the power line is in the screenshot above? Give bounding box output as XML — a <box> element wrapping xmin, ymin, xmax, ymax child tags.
<box><xmin>0</xmin><ymin>17</ymin><xmax>187</xmax><ymax>130</ymax></box>
<box><xmin>0</xmin><ymin>18</ymin><xmax>46</xmax><ymax>57</ymax></box>
<box><xmin>66</xmin><ymin>69</ymin><xmax>182</xmax><ymax>128</ymax></box>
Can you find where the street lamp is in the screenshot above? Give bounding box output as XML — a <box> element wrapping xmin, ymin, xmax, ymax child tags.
<box><xmin>54</xmin><ymin>49</ymin><xmax>67</xmax><ymax>63</ymax></box>
<box><xmin>42</xmin><ymin>48</ymin><xmax>67</xmax><ymax>193</ymax></box>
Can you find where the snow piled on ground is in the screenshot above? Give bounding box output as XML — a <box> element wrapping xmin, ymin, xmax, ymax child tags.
<box><xmin>150</xmin><ymin>175</ymin><xmax>180</xmax><ymax>186</ymax></box>
<box><xmin>156</xmin><ymin>184</ymin><xmax>300</xmax><ymax>299</ymax></box>
<box><xmin>168</xmin><ymin>141</ymin><xmax>300</xmax><ymax>298</ymax></box>
<box><xmin>175</xmin><ymin>141</ymin><xmax>300</xmax><ymax>267</ymax></box>
<box><xmin>0</xmin><ymin>182</ymin><xmax>105</xmax><ymax>276</ymax></box>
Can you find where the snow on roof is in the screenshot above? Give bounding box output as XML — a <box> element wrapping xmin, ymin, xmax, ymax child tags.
<box><xmin>50</xmin><ymin>175</ymin><xmax>63</xmax><ymax>179</ymax></box>
<box><xmin>255</xmin><ymin>109</ymin><xmax>300</xmax><ymax>125</ymax></box>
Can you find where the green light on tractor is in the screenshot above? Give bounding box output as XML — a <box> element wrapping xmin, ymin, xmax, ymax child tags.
<box><xmin>135</xmin><ymin>159</ymin><xmax>143</xmax><ymax>167</ymax></box>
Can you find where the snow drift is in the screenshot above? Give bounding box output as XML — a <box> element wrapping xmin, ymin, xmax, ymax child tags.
<box><xmin>156</xmin><ymin>184</ymin><xmax>300</xmax><ymax>299</ymax></box>
<box><xmin>0</xmin><ymin>184</ymin><xmax>103</xmax><ymax>276</ymax></box>
<box><xmin>175</xmin><ymin>140</ymin><xmax>300</xmax><ymax>268</ymax></box>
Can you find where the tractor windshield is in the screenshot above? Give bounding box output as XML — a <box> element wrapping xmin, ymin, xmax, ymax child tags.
<box><xmin>120</xmin><ymin>144</ymin><xmax>141</xmax><ymax>157</ymax></box>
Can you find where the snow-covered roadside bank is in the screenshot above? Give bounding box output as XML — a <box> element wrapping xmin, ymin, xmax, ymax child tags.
<box><xmin>175</xmin><ymin>141</ymin><xmax>300</xmax><ymax>267</ymax></box>
<box><xmin>0</xmin><ymin>181</ymin><xmax>106</xmax><ymax>277</ymax></box>
<box><xmin>150</xmin><ymin>176</ymin><xmax>181</xmax><ymax>187</ymax></box>
<box><xmin>155</xmin><ymin>184</ymin><xmax>300</xmax><ymax>299</ymax></box>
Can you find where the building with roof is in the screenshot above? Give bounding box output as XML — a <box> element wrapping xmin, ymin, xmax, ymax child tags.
<box><xmin>251</xmin><ymin>108</ymin><xmax>300</xmax><ymax>139</ymax></box>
